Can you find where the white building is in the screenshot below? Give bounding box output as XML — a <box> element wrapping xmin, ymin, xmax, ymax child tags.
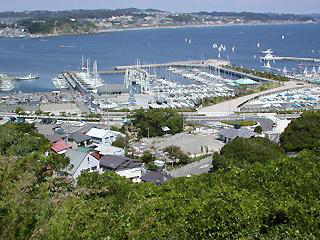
<box><xmin>86</xmin><ymin>128</ymin><xmax>122</xmax><ymax>145</ymax></box>
<box><xmin>63</xmin><ymin>150</ymin><xmax>100</xmax><ymax>180</ymax></box>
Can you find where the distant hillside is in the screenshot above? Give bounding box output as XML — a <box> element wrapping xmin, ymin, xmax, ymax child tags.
<box><xmin>0</xmin><ymin>9</ymin><xmax>314</xmax><ymax>22</ymax></box>
<box><xmin>194</xmin><ymin>11</ymin><xmax>315</xmax><ymax>22</ymax></box>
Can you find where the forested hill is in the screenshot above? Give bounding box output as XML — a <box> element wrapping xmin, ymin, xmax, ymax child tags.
<box><xmin>1</xmin><ymin>112</ymin><xmax>320</xmax><ymax>239</ymax></box>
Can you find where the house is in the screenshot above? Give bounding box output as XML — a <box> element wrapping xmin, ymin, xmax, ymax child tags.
<box><xmin>86</xmin><ymin>128</ymin><xmax>122</xmax><ymax>145</ymax></box>
<box><xmin>218</xmin><ymin>128</ymin><xmax>257</xmax><ymax>143</ymax></box>
<box><xmin>141</xmin><ymin>171</ymin><xmax>172</xmax><ymax>185</ymax></box>
<box><xmin>51</xmin><ymin>139</ymin><xmax>72</xmax><ymax>154</ymax></box>
<box><xmin>99</xmin><ymin>155</ymin><xmax>144</xmax><ymax>183</ymax></box>
<box><xmin>63</xmin><ymin>150</ymin><xmax>100</xmax><ymax>179</ymax></box>
<box><xmin>68</xmin><ymin>132</ymin><xmax>92</xmax><ymax>148</ymax></box>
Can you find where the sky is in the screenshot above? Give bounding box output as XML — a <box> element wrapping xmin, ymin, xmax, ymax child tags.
<box><xmin>1</xmin><ymin>0</ymin><xmax>320</xmax><ymax>14</ymax></box>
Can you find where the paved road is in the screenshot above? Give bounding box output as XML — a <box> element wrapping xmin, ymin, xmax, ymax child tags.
<box><xmin>198</xmin><ymin>81</ymin><xmax>312</xmax><ymax>114</ymax></box>
<box><xmin>169</xmin><ymin>157</ymin><xmax>212</xmax><ymax>178</ymax></box>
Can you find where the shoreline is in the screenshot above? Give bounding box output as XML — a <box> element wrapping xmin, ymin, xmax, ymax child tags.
<box><xmin>8</xmin><ymin>21</ymin><xmax>317</xmax><ymax>40</ymax></box>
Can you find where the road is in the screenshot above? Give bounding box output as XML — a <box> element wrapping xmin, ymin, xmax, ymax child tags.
<box><xmin>198</xmin><ymin>81</ymin><xmax>311</xmax><ymax>114</ymax></box>
<box><xmin>169</xmin><ymin>157</ymin><xmax>212</xmax><ymax>178</ymax></box>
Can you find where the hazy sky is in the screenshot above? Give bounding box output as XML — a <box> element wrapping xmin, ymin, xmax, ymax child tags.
<box><xmin>1</xmin><ymin>0</ymin><xmax>320</xmax><ymax>14</ymax></box>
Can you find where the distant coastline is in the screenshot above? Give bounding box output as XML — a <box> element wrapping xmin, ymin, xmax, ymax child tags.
<box><xmin>13</xmin><ymin>21</ymin><xmax>318</xmax><ymax>39</ymax></box>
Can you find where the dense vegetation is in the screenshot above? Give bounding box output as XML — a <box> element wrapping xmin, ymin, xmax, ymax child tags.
<box><xmin>19</xmin><ymin>18</ymin><xmax>96</xmax><ymax>34</ymax></box>
<box><xmin>131</xmin><ymin>109</ymin><xmax>183</xmax><ymax>138</ymax></box>
<box><xmin>280</xmin><ymin>111</ymin><xmax>320</xmax><ymax>152</ymax></box>
<box><xmin>1</xmin><ymin>113</ymin><xmax>320</xmax><ymax>239</ymax></box>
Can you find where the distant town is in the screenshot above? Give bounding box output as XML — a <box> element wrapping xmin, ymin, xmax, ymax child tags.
<box><xmin>0</xmin><ymin>8</ymin><xmax>317</xmax><ymax>38</ymax></box>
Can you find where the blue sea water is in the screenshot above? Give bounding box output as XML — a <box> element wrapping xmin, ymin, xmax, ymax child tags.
<box><xmin>0</xmin><ymin>23</ymin><xmax>319</xmax><ymax>92</ymax></box>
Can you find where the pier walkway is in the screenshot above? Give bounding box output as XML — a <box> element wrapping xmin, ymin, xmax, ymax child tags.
<box><xmin>261</xmin><ymin>56</ymin><xmax>320</xmax><ymax>63</ymax></box>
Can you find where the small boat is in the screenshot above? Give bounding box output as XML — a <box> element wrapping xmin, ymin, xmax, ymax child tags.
<box><xmin>16</xmin><ymin>73</ymin><xmax>40</xmax><ymax>80</ymax></box>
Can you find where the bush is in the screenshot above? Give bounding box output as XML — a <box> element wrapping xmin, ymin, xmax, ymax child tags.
<box><xmin>254</xmin><ymin>125</ymin><xmax>263</xmax><ymax>134</ymax></box>
<box><xmin>213</xmin><ymin>137</ymin><xmax>285</xmax><ymax>169</ymax></box>
<box><xmin>141</xmin><ymin>151</ymin><xmax>155</xmax><ymax>164</ymax></box>
<box><xmin>163</xmin><ymin>145</ymin><xmax>190</xmax><ymax>165</ymax></box>
<box><xmin>280</xmin><ymin>111</ymin><xmax>320</xmax><ymax>152</ymax></box>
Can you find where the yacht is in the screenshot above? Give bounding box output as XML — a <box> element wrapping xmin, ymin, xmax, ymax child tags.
<box><xmin>0</xmin><ymin>80</ymin><xmax>14</xmax><ymax>91</ymax></box>
<box><xmin>16</xmin><ymin>73</ymin><xmax>40</xmax><ymax>80</ymax></box>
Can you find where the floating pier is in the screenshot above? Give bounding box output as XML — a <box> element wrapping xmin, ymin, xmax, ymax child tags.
<box><xmin>261</xmin><ymin>56</ymin><xmax>320</xmax><ymax>63</ymax></box>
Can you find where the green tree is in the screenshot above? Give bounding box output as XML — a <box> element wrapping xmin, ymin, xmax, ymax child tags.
<box><xmin>141</xmin><ymin>151</ymin><xmax>154</xmax><ymax>164</ymax></box>
<box><xmin>280</xmin><ymin>111</ymin><xmax>320</xmax><ymax>152</ymax></box>
<box><xmin>131</xmin><ymin>109</ymin><xmax>183</xmax><ymax>138</ymax></box>
<box><xmin>254</xmin><ymin>125</ymin><xmax>263</xmax><ymax>134</ymax></box>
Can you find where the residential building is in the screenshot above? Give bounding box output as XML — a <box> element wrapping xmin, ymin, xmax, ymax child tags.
<box><xmin>99</xmin><ymin>155</ymin><xmax>144</xmax><ymax>183</ymax></box>
<box><xmin>86</xmin><ymin>127</ymin><xmax>122</xmax><ymax>145</ymax></box>
<box><xmin>63</xmin><ymin>150</ymin><xmax>100</xmax><ymax>179</ymax></box>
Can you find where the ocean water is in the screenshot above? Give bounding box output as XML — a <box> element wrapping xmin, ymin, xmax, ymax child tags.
<box><xmin>0</xmin><ymin>23</ymin><xmax>319</xmax><ymax>92</ymax></box>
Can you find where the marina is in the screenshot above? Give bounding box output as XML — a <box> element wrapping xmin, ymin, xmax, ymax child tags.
<box><xmin>240</xmin><ymin>87</ymin><xmax>320</xmax><ymax>112</ymax></box>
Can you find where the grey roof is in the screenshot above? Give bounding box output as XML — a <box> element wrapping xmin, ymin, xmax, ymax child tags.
<box><xmin>97</xmin><ymin>84</ymin><xmax>129</xmax><ymax>95</ymax></box>
<box><xmin>100</xmin><ymin>155</ymin><xmax>141</xmax><ymax>171</ymax></box>
<box><xmin>69</xmin><ymin>132</ymin><xmax>92</xmax><ymax>143</ymax></box>
<box><xmin>45</xmin><ymin>134</ymin><xmax>63</xmax><ymax>143</ymax></box>
<box><xmin>64</xmin><ymin>150</ymin><xmax>88</xmax><ymax>176</ymax></box>
<box><xmin>141</xmin><ymin>171</ymin><xmax>172</xmax><ymax>185</ymax></box>
<box><xmin>219</xmin><ymin>128</ymin><xmax>257</xmax><ymax>139</ymax></box>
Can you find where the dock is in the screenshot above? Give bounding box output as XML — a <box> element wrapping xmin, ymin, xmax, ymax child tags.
<box><xmin>261</xmin><ymin>56</ymin><xmax>320</xmax><ymax>63</ymax></box>
<box><xmin>113</xmin><ymin>59</ymin><xmax>230</xmax><ymax>71</ymax></box>
<box><xmin>107</xmin><ymin>59</ymin><xmax>275</xmax><ymax>83</ymax></box>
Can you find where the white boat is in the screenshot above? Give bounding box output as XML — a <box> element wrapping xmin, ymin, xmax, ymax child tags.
<box><xmin>0</xmin><ymin>80</ymin><xmax>14</xmax><ymax>91</ymax></box>
<box><xmin>16</xmin><ymin>73</ymin><xmax>40</xmax><ymax>80</ymax></box>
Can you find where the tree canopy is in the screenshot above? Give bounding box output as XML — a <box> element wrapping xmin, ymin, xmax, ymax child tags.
<box><xmin>280</xmin><ymin>111</ymin><xmax>320</xmax><ymax>152</ymax></box>
<box><xmin>131</xmin><ymin>109</ymin><xmax>183</xmax><ymax>138</ymax></box>
<box><xmin>1</xmin><ymin>118</ymin><xmax>320</xmax><ymax>239</ymax></box>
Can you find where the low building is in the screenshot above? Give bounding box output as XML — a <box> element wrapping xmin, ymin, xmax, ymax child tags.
<box><xmin>63</xmin><ymin>150</ymin><xmax>100</xmax><ymax>179</ymax></box>
<box><xmin>86</xmin><ymin>128</ymin><xmax>122</xmax><ymax>145</ymax></box>
<box><xmin>218</xmin><ymin>128</ymin><xmax>257</xmax><ymax>143</ymax></box>
<box><xmin>100</xmin><ymin>155</ymin><xmax>144</xmax><ymax>183</ymax></box>
<box><xmin>68</xmin><ymin>132</ymin><xmax>92</xmax><ymax>148</ymax></box>
<box><xmin>51</xmin><ymin>139</ymin><xmax>72</xmax><ymax>154</ymax></box>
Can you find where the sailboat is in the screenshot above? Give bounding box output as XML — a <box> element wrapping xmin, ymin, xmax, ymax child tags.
<box><xmin>303</xmin><ymin>67</ymin><xmax>308</xmax><ymax>76</ymax></box>
<box><xmin>232</xmin><ymin>46</ymin><xmax>236</xmax><ymax>53</ymax></box>
<box><xmin>264</xmin><ymin>61</ymin><xmax>271</xmax><ymax>69</ymax></box>
<box><xmin>312</xmin><ymin>66</ymin><xmax>317</xmax><ymax>74</ymax></box>
<box><xmin>281</xmin><ymin>35</ymin><xmax>285</xmax><ymax>40</ymax></box>
<box><xmin>318</xmin><ymin>66</ymin><xmax>320</xmax><ymax>74</ymax></box>
<box><xmin>282</xmin><ymin>66</ymin><xmax>288</xmax><ymax>75</ymax></box>
<box><xmin>257</xmin><ymin>42</ymin><xmax>261</xmax><ymax>48</ymax></box>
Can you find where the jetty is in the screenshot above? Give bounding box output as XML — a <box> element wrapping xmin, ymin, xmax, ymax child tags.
<box><xmin>261</xmin><ymin>56</ymin><xmax>320</xmax><ymax>63</ymax></box>
<box><xmin>106</xmin><ymin>59</ymin><xmax>276</xmax><ymax>83</ymax></box>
